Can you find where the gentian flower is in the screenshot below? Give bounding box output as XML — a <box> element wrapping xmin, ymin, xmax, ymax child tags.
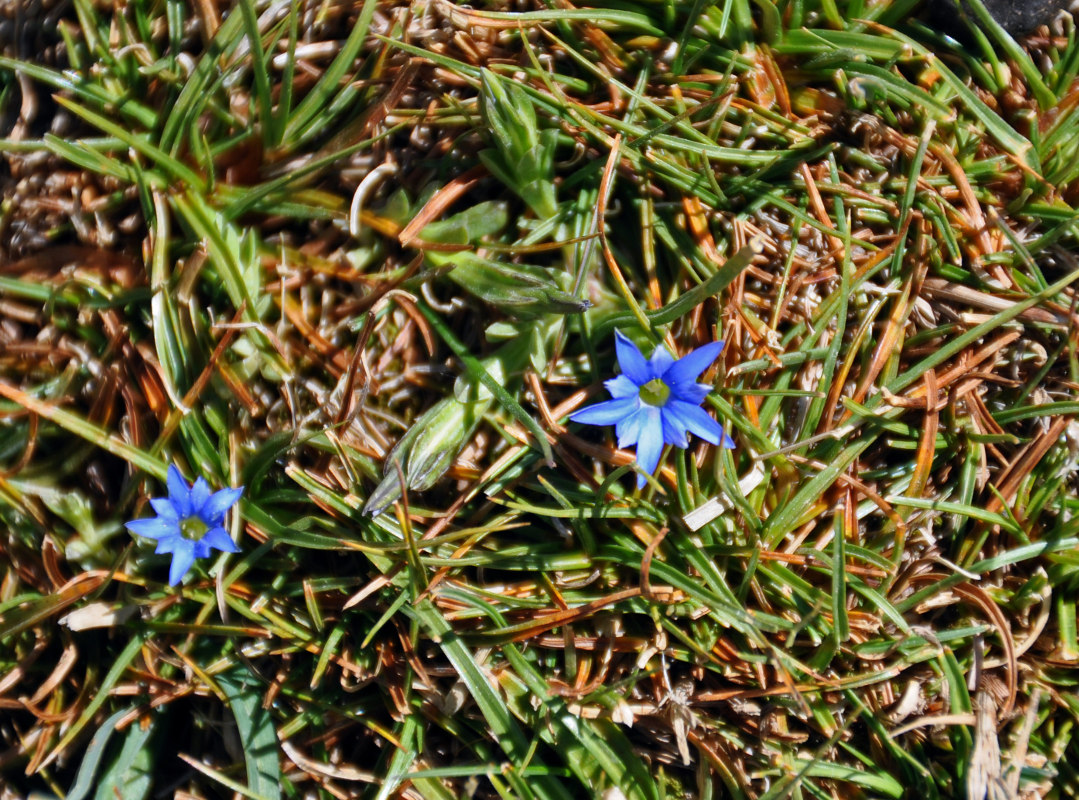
<box><xmin>125</xmin><ymin>465</ymin><xmax>243</xmax><ymax>586</ymax></box>
<box><xmin>570</xmin><ymin>331</ymin><xmax>735</xmax><ymax>487</ymax></box>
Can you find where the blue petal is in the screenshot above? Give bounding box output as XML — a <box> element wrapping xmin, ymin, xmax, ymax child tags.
<box><xmin>201</xmin><ymin>486</ymin><xmax>244</xmax><ymax>526</ymax></box>
<box><xmin>634</xmin><ymin>407</ymin><xmax>665</xmax><ymax>488</ymax></box>
<box><xmin>202</xmin><ymin>526</ymin><xmax>240</xmax><ymax>554</ymax></box>
<box><xmin>614</xmin><ymin>330</ymin><xmax>651</xmax><ymax>385</ymax></box>
<box><xmin>664</xmin><ymin>400</ymin><xmax>727</xmax><ymax>446</ymax></box>
<box><xmin>125</xmin><ymin>517</ymin><xmax>177</xmax><ymax>540</ymax></box>
<box><xmin>648</xmin><ymin>345</ymin><xmax>675</xmax><ymax>377</ymax></box>
<box><xmin>661</xmin><ymin>411</ymin><xmax>690</xmax><ymax>448</ymax></box>
<box><xmin>155</xmin><ymin>533</ymin><xmax>183</xmax><ymax>554</ymax></box>
<box><xmin>190</xmin><ymin>477</ymin><xmax>211</xmax><ymax>517</ymax></box>
<box><xmin>167</xmin><ymin>540</ymin><xmax>197</xmax><ymax>586</ymax></box>
<box><xmin>193</xmin><ymin>538</ymin><xmax>212</xmax><ymax>559</ymax></box>
<box><xmin>570</xmin><ymin>396</ymin><xmax>638</xmax><ymax>427</ymax></box>
<box><xmin>668</xmin><ymin>380</ymin><xmax>712</xmax><ymax>405</ymax></box>
<box><xmin>615</xmin><ymin>405</ymin><xmax>648</xmax><ymax>448</ymax></box>
<box><xmin>604</xmin><ymin>374</ymin><xmax>639</xmax><ymax>399</ymax></box>
<box><xmin>663</xmin><ymin>340</ymin><xmax>725</xmax><ymax>384</ymax></box>
<box><xmin>167</xmin><ymin>465</ymin><xmax>191</xmax><ymax>517</ymax></box>
<box><xmin>149</xmin><ymin>497</ymin><xmax>179</xmax><ymax>520</ymax></box>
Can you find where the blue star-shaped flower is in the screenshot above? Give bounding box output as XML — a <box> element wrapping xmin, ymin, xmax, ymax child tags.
<box><xmin>570</xmin><ymin>330</ymin><xmax>735</xmax><ymax>487</ymax></box>
<box><xmin>125</xmin><ymin>465</ymin><xmax>244</xmax><ymax>586</ymax></box>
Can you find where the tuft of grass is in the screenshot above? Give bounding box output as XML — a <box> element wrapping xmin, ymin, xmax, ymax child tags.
<box><xmin>2</xmin><ymin>0</ymin><xmax>1079</xmax><ymax>797</ymax></box>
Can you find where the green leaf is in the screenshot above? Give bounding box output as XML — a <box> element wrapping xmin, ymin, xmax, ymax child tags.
<box><xmin>64</xmin><ymin>707</ymin><xmax>131</xmax><ymax>800</ymax></box>
<box><xmin>407</xmin><ymin>599</ymin><xmax>570</xmax><ymax>800</ymax></box>
<box><xmin>45</xmin><ymin>634</ymin><xmax>147</xmax><ymax>769</ymax></box>
<box><xmin>93</xmin><ymin>713</ymin><xmax>156</xmax><ymax>800</ymax></box>
<box><xmin>172</xmin><ymin>192</ymin><xmax>264</xmax><ymax>314</ymax></box>
<box><xmin>0</xmin><ymin>385</ymin><xmax>165</xmax><ymax>479</ymax></box>
<box><xmin>217</xmin><ymin>668</ymin><xmax>282</xmax><ymax>800</ymax></box>
<box><xmin>159</xmin><ymin>9</ymin><xmax>247</xmax><ymax>154</ymax></box>
<box><xmin>43</xmin><ymin>135</ymin><xmax>147</xmax><ymax>184</ymax></box>
<box><xmin>961</xmin><ymin>0</ymin><xmax>1056</xmax><ymax>109</ymax></box>
<box><xmin>783</xmin><ymin>759</ymin><xmax>904</xmax><ymax>798</ymax></box>
<box><xmin>480</xmin><ymin>70</ymin><xmax>558</xmax><ymax>219</ymax></box>
<box><xmin>444</xmin><ymin>7</ymin><xmax>661</xmax><ymax>34</ymax></box>
<box><xmin>284</xmin><ymin>0</ymin><xmax>378</xmax><ymax>145</ymax></box>
<box><xmin>61</xmin><ymin>705</ymin><xmax>156</xmax><ymax>800</ymax></box>
<box><xmin>442</xmin><ymin>253</ymin><xmax>589</xmax><ymax>318</ymax></box>
<box><xmin>54</xmin><ymin>96</ymin><xmax>206</xmax><ymax>190</ymax></box>
<box><xmin>416</xmin><ymin>200</ymin><xmax>510</xmax><ymax>244</ymax></box>
<box><xmin>238</xmin><ymin>0</ymin><xmax>282</xmax><ymax>147</ymax></box>
<box><xmin>0</xmin><ymin>55</ymin><xmax>158</xmax><ymax>128</ymax></box>
<box><xmin>593</xmin><ymin>239</ymin><xmax>761</xmax><ymax>337</ymax></box>
<box><xmin>418</xmin><ymin>299</ymin><xmax>554</xmax><ymax>466</ymax></box>
<box><xmin>364</xmin><ymin>391</ymin><xmax>490</xmax><ymax>516</ymax></box>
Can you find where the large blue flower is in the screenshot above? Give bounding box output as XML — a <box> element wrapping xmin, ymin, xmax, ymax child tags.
<box><xmin>125</xmin><ymin>465</ymin><xmax>243</xmax><ymax>586</ymax></box>
<box><xmin>570</xmin><ymin>331</ymin><xmax>735</xmax><ymax>487</ymax></box>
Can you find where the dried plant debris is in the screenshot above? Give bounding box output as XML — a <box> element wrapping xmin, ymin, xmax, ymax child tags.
<box><xmin>1</xmin><ymin>0</ymin><xmax>1078</xmax><ymax>797</ymax></box>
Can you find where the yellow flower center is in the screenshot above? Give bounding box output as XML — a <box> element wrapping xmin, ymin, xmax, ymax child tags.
<box><xmin>180</xmin><ymin>516</ymin><xmax>208</xmax><ymax>541</ymax></box>
<box><xmin>639</xmin><ymin>378</ymin><xmax>670</xmax><ymax>407</ymax></box>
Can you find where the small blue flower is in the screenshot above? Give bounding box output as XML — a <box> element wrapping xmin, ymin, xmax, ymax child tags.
<box><xmin>125</xmin><ymin>465</ymin><xmax>243</xmax><ymax>586</ymax></box>
<box><xmin>570</xmin><ymin>330</ymin><xmax>735</xmax><ymax>488</ymax></box>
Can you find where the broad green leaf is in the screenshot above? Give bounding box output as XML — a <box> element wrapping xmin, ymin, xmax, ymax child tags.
<box><xmin>217</xmin><ymin>668</ymin><xmax>282</xmax><ymax>800</ymax></box>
